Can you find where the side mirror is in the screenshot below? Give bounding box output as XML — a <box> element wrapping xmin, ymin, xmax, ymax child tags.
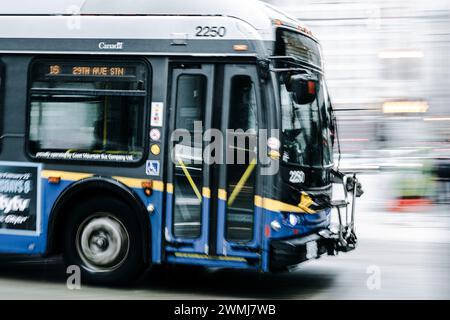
<box><xmin>286</xmin><ymin>74</ymin><xmax>317</xmax><ymax>105</ymax></box>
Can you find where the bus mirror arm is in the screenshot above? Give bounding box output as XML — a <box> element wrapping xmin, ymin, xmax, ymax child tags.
<box><xmin>346</xmin><ymin>175</ymin><xmax>364</xmax><ymax>198</ymax></box>
<box><xmin>330</xmin><ymin>168</ymin><xmax>345</xmax><ymax>183</ymax></box>
<box><xmin>329</xmin><ymin>170</ymin><xmax>362</xmax><ymax>252</ymax></box>
<box><xmin>347</xmin><ymin>174</ymin><xmax>359</xmax><ymax>237</ymax></box>
<box><xmin>331</xmin><ymin>169</ymin><xmax>364</xmax><ymax>198</ymax></box>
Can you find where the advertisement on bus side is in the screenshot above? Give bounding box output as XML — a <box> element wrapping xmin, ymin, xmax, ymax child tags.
<box><xmin>0</xmin><ymin>162</ymin><xmax>41</xmax><ymax>234</ymax></box>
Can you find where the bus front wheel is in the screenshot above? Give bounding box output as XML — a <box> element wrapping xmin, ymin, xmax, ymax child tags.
<box><xmin>63</xmin><ymin>196</ymin><xmax>146</xmax><ymax>286</ymax></box>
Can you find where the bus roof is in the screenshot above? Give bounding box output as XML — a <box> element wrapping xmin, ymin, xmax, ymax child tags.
<box><xmin>0</xmin><ymin>0</ymin><xmax>301</xmax><ymax>35</ymax></box>
<box><xmin>0</xmin><ymin>0</ymin><xmax>313</xmax><ymax>57</ymax></box>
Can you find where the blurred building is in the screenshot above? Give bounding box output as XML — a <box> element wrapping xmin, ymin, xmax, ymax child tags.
<box><xmin>264</xmin><ymin>0</ymin><xmax>450</xmax><ymax>158</ymax></box>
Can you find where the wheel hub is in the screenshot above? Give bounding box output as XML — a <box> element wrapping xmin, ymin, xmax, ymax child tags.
<box><xmin>76</xmin><ymin>214</ymin><xmax>130</xmax><ymax>272</ymax></box>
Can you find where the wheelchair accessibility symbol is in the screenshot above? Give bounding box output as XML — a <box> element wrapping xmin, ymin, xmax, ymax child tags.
<box><xmin>146</xmin><ymin>160</ymin><xmax>160</xmax><ymax>176</ymax></box>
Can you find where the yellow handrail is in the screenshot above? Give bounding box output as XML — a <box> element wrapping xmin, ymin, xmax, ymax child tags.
<box><xmin>227</xmin><ymin>158</ymin><xmax>257</xmax><ymax>206</ymax></box>
<box><xmin>178</xmin><ymin>159</ymin><xmax>202</xmax><ymax>202</ymax></box>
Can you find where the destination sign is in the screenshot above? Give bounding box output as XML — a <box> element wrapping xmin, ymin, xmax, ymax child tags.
<box><xmin>43</xmin><ymin>63</ymin><xmax>136</xmax><ymax>78</ymax></box>
<box><xmin>277</xmin><ymin>30</ymin><xmax>322</xmax><ymax>68</ymax></box>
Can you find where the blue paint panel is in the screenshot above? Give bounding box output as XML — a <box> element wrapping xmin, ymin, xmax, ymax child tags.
<box><xmin>0</xmin><ymin>235</ymin><xmax>41</xmax><ymax>254</ymax></box>
<box><xmin>0</xmin><ymin>177</ymin><xmax>163</xmax><ymax>266</ymax></box>
<box><xmin>0</xmin><ymin>169</ymin><xmax>331</xmax><ymax>273</ymax></box>
<box><xmin>215</xmin><ymin>198</ymin><xmax>226</xmax><ymax>253</ymax></box>
<box><xmin>260</xmin><ymin>207</ymin><xmax>331</xmax><ymax>272</ymax></box>
<box><xmin>133</xmin><ymin>188</ymin><xmax>163</xmax><ymax>264</ymax></box>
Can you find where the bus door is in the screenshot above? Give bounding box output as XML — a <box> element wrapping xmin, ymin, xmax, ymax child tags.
<box><xmin>216</xmin><ymin>65</ymin><xmax>262</xmax><ymax>258</ymax></box>
<box><xmin>165</xmin><ymin>63</ymin><xmax>261</xmax><ymax>260</ymax></box>
<box><xmin>165</xmin><ymin>64</ymin><xmax>214</xmax><ymax>254</ymax></box>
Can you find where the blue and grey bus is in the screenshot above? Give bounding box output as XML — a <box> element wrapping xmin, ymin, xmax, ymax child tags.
<box><xmin>0</xmin><ymin>0</ymin><xmax>362</xmax><ymax>284</ymax></box>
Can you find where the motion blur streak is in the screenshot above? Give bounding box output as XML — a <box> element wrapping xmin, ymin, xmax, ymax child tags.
<box><xmin>266</xmin><ymin>0</ymin><xmax>450</xmax><ymax>155</ymax></box>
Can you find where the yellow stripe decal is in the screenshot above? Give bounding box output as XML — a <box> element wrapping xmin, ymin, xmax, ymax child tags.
<box><xmin>42</xmin><ymin>170</ymin><xmax>165</xmax><ymax>192</ymax></box>
<box><xmin>41</xmin><ymin>171</ymin><xmax>315</xmax><ymax>213</ymax></box>
<box><xmin>41</xmin><ymin>170</ymin><xmax>93</xmax><ymax>181</ymax></box>
<box><xmin>178</xmin><ymin>159</ymin><xmax>202</xmax><ymax>201</ymax></box>
<box><xmin>112</xmin><ymin>176</ymin><xmax>144</xmax><ymax>188</ymax></box>
<box><xmin>112</xmin><ymin>177</ymin><xmax>164</xmax><ymax>191</ymax></box>
<box><xmin>202</xmin><ymin>187</ymin><xmax>211</xmax><ymax>199</ymax></box>
<box><xmin>254</xmin><ymin>195</ymin><xmax>263</xmax><ymax>207</ymax></box>
<box><xmin>174</xmin><ymin>252</ymin><xmax>246</xmax><ymax>262</ymax></box>
<box><xmin>255</xmin><ymin>197</ymin><xmax>316</xmax><ymax>214</ymax></box>
<box><xmin>153</xmin><ymin>181</ymin><xmax>165</xmax><ymax>192</ymax></box>
<box><xmin>227</xmin><ymin>158</ymin><xmax>257</xmax><ymax>206</ymax></box>
<box><xmin>218</xmin><ymin>189</ymin><xmax>227</xmax><ymax>201</ymax></box>
<box><xmin>298</xmin><ymin>192</ymin><xmax>316</xmax><ymax>213</ymax></box>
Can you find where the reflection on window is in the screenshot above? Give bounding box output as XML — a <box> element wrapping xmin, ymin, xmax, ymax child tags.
<box><xmin>28</xmin><ymin>60</ymin><xmax>147</xmax><ymax>163</ymax></box>
<box><xmin>281</xmin><ymin>83</ymin><xmax>321</xmax><ymax>167</ymax></box>
<box><xmin>280</xmin><ymin>76</ymin><xmax>333</xmax><ymax>167</ymax></box>
<box><xmin>320</xmin><ymin>83</ymin><xmax>333</xmax><ymax>165</ymax></box>
<box><xmin>226</xmin><ymin>75</ymin><xmax>258</xmax><ymax>243</ymax></box>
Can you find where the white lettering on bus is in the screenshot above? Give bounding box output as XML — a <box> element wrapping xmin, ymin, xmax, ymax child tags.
<box><xmin>98</xmin><ymin>42</ymin><xmax>124</xmax><ymax>50</ymax></box>
<box><xmin>0</xmin><ymin>195</ymin><xmax>31</xmax><ymax>214</ymax></box>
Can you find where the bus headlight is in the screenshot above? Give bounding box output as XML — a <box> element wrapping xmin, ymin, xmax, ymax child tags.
<box><xmin>288</xmin><ymin>214</ymin><xmax>299</xmax><ymax>226</ymax></box>
<box><xmin>270</xmin><ymin>220</ymin><xmax>282</xmax><ymax>232</ymax></box>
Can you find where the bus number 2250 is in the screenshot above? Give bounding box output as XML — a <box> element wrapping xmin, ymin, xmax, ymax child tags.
<box><xmin>195</xmin><ymin>26</ymin><xmax>227</xmax><ymax>38</ymax></box>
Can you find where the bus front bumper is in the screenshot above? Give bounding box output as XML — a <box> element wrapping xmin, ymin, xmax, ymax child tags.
<box><xmin>269</xmin><ymin>229</ymin><xmax>357</xmax><ymax>271</ymax></box>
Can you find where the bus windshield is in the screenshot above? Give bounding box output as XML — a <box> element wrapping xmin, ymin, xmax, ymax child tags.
<box><xmin>279</xmin><ymin>74</ymin><xmax>333</xmax><ymax>168</ymax></box>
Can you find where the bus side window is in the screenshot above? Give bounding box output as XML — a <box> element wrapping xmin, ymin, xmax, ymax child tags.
<box><xmin>225</xmin><ymin>75</ymin><xmax>258</xmax><ymax>242</ymax></box>
<box><xmin>27</xmin><ymin>59</ymin><xmax>148</xmax><ymax>164</ymax></box>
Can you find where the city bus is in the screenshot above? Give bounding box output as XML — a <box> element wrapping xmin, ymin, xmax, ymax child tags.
<box><xmin>0</xmin><ymin>0</ymin><xmax>362</xmax><ymax>284</ymax></box>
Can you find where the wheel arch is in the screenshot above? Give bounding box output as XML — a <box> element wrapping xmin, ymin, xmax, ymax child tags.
<box><xmin>46</xmin><ymin>177</ymin><xmax>151</xmax><ymax>265</ymax></box>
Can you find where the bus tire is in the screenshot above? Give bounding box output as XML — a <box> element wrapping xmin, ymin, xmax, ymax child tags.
<box><xmin>63</xmin><ymin>196</ymin><xmax>146</xmax><ymax>286</ymax></box>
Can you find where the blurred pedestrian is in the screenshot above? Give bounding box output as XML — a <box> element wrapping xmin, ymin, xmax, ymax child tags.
<box><xmin>434</xmin><ymin>158</ymin><xmax>450</xmax><ymax>204</ymax></box>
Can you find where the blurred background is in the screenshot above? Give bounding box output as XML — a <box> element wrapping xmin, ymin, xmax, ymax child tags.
<box><xmin>265</xmin><ymin>0</ymin><xmax>450</xmax><ymax>209</ymax></box>
<box><xmin>257</xmin><ymin>0</ymin><xmax>450</xmax><ymax>299</ymax></box>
